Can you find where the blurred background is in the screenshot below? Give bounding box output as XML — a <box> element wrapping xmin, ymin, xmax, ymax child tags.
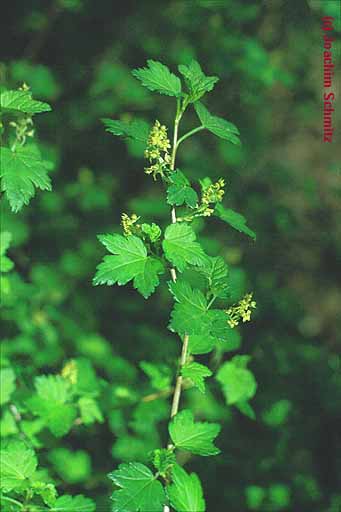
<box><xmin>1</xmin><ymin>0</ymin><xmax>340</xmax><ymax>511</ymax></box>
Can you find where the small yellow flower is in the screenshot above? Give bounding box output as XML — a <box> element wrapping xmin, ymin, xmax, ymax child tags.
<box><xmin>10</xmin><ymin>116</ymin><xmax>34</xmax><ymax>146</ymax></box>
<box><xmin>19</xmin><ymin>82</ymin><xmax>30</xmax><ymax>91</ymax></box>
<box><xmin>226</xmin><ymin>293</ymin><xmax>256</xmax><ymax>328</ymax></box>
<box><xmin>121</xmin><ymin>213</ymin><xmax>140</xmax><ymax>235</ymax></box>
<box><xmin>202</xmin><ymin>178</ymin><xmax>225</xmax><ymax>205</ymax></box>
<box><xmin>144</xmin><ymin>120</ymin><xmax>171</xmax><ymax>180</ymax></box>
<box><xmin>61</xmin><ymin>359</ymin><xmax>78</xmax><ymax>385</ymax></box>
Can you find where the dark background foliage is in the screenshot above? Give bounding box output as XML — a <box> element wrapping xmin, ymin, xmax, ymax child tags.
<box><xmin>1</xmin><ymin>0</ymin><xmax>340</xmax><ymax>511</ymax></box>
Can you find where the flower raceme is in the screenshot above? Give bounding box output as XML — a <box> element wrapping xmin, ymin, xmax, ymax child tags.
<box><xmin>226</xmin><ymin>292</ymin><xmax>257</xmax><ymax>328</ymax></box>
<box><xmin>121</xmin><ymin>212</ymin><xmax>140</xmax><ymax>235</ymax></box>
<box><xmin>144</xmin><ymin>120</ymin><xmax>172</xmax><ymax>179</ymax></box>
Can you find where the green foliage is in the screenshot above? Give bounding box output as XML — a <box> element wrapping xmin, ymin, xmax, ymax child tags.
<box><xmin>49</xmin><ymin>495</ymin><xmax>96</xmax><ymax>511</ymax></box>
<box><xmin>0</xmin><ymin>86</ymin><xmax>52</xmax><ymax>212</ymax></box>
<box><xmin>48</xmin><ymin>448</ymin><xmax>91</xmax><ymax>484</ymax></box>
<box><xmin>109</xmin><ymin>462</ymin><xmax>166</xmax><ymax>512</ymax></box>
<box><xmin>141</xmin><ymin>223</ymin><xmax>162</xmax><ymax>242</ymax></box>
<box><xmin>0</xmin><ymin>440</ymin><xmax>95</xmax><ymax>511</ymax></box>
<box><xmin>166</xmin><ymin>169</ymin><xmax>198</xmax><ymax>208</ymax></box>
<box><xmin>151</xmin><ymin>448</ymin><xmax>176</xmax><ymax>476</ymax></box>
<box><xmin>140</xmin><ymin>361</ymin><xmax>172</xmax><ymax>391</ymax></box>
<box><xmin>199</xmin><ymin>255</ymin><xmax>229</xmax><ymax>299</ymax></box>
<box><xmin>168</xmin><ymin>280</ymin><xmax>210</xmax><ymax>336</ymax></box>
<box><xmin>168</xmin><ymin>280</ymin><xmax>235</xmax><ymax>345</ymax></box>
<box><xmin>0</xmin><ymin>89</ymin><xmax>51</xmax><ymax>114</ymax></box>
<box><xmin>216</xmin><ymin>355</ymin><xmax>257</xmax><ymax>408</ymax></box>
<box><xmin>78</xmin><ymin>396</ymin><xmax>104</xmax><ymax>425</ymax></box>
<box><xmin>26</xmin><ymin>375</ymin><xmax>78</xmax><ymax>437</ymax></box>
<box><xmin>0</xmin><ymin>144</ymin><xmax>52</xmax><ymax>212</ymax></box>
<box><xmin>262</xmin><ymin>399</ymin><xmax>292</xmax><ymax>427</ymax></box>
<box><xmin>0</xmin><ymin>440</ymin><xmax>37</xmax><ymax>491</ymax></box>
<box><xmin>0</xmin><ymin>84</ymin><xmax>51</xmax><ymax>212</ymax></box>
<box><xmin>94</xmin><ymin>234</ymin><xmax>164</xmax><ymax>298</ymax></box>
<box><xmin>194</xmin><ymin>102</ymin><xmax>241</xmax><ymax>145</ymax></box>
<box><xmin>169</xmin><ymin>409</ymin><xmax>220</xmax><ymax>456</ymax></box>
<box><xmin>178</xmin><ymin>60</ymin><xmax>219</xmax><ymax>103</ymax></box>
<box><xmin>0</xmin><ymin>368</ymin><xmax>16</xmax><ymax>406</ymax></box>
<box><xmin>245</xmin><ymin>485</ymin><xmax>266</xmax><ymax>510</ymax></box>
<box><xmin>215</xmin><ymin>203</ymin><xmax>256</xmax><ymax>240</ymax></box>
<box><xmin>162</xmin><ymin>223</ymin><xmax>208</xmax><ymax>272</ymax></box>
<box><xmin>0</xmin><ymin>232</ymin><xmax>14</xmax><ymax>273</ymax></box>
<box><xmin>167</xmin><ymin>464</ymin><xmax>206</xmax><ymax>512</ymax></box>
<box><xmin>102</xmin><ymin>118</ymin><xmax>150</xmax><ymax>143</ymax></box>
<box><xmin>188</xmin><ymin>334</ymin><xmax>216</xmax><ymax>355</ymax></box>
<box><xmin>132</xmin><ymin>60</ymin><xmax>182</xmax><ymax>97</ymax></box>
<box><xmin>182</xmin><ymin>361</ymin><xmax>212</xmax><ymax>393</ymax></box>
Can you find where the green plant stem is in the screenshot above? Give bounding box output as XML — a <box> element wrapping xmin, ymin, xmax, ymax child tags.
<box><xmin>142</xmin><ymin>387</ymin><xmax>173</xmax><ymax>402</ymax></box>
<box><xmin>207</xmin><ymin>295</ymin><xmax>217</xmax><ymax>309</ymax></box>
<box><xmin>164</xmin><ymin>99</ymin><xmax>191</xmax><ymax>512</ymax></box>
<box><xmin>167</xmin><ymin>103</ymin><xmax>192</xmax><ymax>436</ymax></box>
<box><xmin>170</xmin><ymin>100</ymin><xmax>181</xmax><ymax>171</ymax></box>
<box><xmin>176</xmin><ymin>125</ymin><xmax>204</xmax><ymax>149</ymax></box>
<box><xmin>169</xmin><ymin>334</ymin><xmax>189</xmax><ymax>418</ymax></box>
<box><xmin>168</xmin><ymin>100</ymin><xmax>190</xmax><ymax>422</ymax></box>
<box><xmin>0</xmin><ymin>496</ymin><xmax>24</xmax><ymax>509</ymax></box>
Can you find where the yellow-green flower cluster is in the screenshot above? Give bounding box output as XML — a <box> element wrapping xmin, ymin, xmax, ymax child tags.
<box><xmin>10</xmin><ymin>83</ymin><xmax>35</xmax><ymax>147</ymax></box>
<box><xmin>61</xmin><ymin>359</ymin><xmax>78</xmax><ymax>385</ymax></box>
<box><xmin>226</xmin><ymin>292</ymin><xmax>256</xmax><ymax>328</ymax></box>
<box><xmin>200</xmin><ymin>178</ymin><xmax>225</xmax><ymax>217</ymax></box>
<box><xmin>121</xmin><ymin>213</ymin><xmax>140</xmax><ymax>235</ymax></box>
<box><xmin>144</xmin><ymin>120</ymin><xmax>171</xmax><ymax>179</ymax></box>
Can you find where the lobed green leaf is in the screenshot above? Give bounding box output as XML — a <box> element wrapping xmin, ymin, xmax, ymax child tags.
<box><xmin>26</xmin><ymin>375</ymin><xmax>77</xmax><ymax>437</ymax></box>
<box><xmin>0</xmin><ymin>145</ymin><xmax>52</xmax><ymax>212</ymax></box>
<box><xmin>50</xmin><ymin>495</ymin><xmax>96</xmax><ymax>511</ymax></box>
<box><xmin>0</xmin><ymin>440</ymin><xmax>37</xmax><ymax>492</ymax></box>
<box><xmin>167</xmin><ymin>169</ymin><xmax>198</xmax><ymax>208</ymax></box>
<box><xmin>0</xmin><ymin>89</ymin><xmax>51</xmax><ymax>115</ymax></box>
<box><xmin>215</xmin><ymin>203</ymin><xmax>256</xmax><ymax>240</ymax></box>
<box><xmin>167</xmin><ymin>464</ymin><xmax>206</xmax><ymax>512</ymax></box>
<box><xmin>132</xmin><ymin>60</ymin><xmax>182</xmax><ymax>97</ymax></box>
<box><xmin>162</xmin><ymin>223</ymin><xmax>208</xmax><ymax>272</ymax></box>
<box><xmin>178</xmin><ymin>59</ymin><xmax>219</xmax><ymax>102</ymax></box>
<box><xmin>199</xmin><ymin>255</ymin><xmax>229</xmax><ymax>298</ymax></box>
<box><xmin>169</xmin><ymin>409</ymin><xmax>220</xmax><ymax>456</ymax></box>
<box><xmin>216</xmin><ymin>356</ymin><xmax>257</xmax><ymax>405</ymax></box>
<box><xmin>109</xmin><ymin>462</ymin><xmax>166</xmax><ymax>512</ymax></box>
<box><xmin>194</xmin><ymin>102</ymin><xmax>241</xmax><ymax>145</ymax></box>
<box><xmin>168</xmin><ymin>280</ymin><xmax>210</xmax><ymax>336</ymax></box>
<box><xmin>94</xmin><ymin>234</ymin><xmax>164</xmax><ymax>298</ymax></box>
<box><xmin>0</xmin><ymin>367</ymin><xmax>16</xmax><ymax>405</ymax></box>
<box><xmin>182</xmin><ymin>362</ymin><xmax>212</xmax><ymax>393</ymax></box>
<box><xmin>102</xmin><ymin>118</ymin><xmax>150</xmax><ymax>143</ymax></box>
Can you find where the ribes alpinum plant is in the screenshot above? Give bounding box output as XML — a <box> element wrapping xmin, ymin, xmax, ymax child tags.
<box><xmin>94</xmin><ymin>59</ymin><xmax>257</xmax><ymax>512</ymax></box>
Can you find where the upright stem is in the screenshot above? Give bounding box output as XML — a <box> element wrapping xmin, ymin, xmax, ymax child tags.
<box><xmin>169</xmin><ymin>334</ymin><xmax>189</xmax><ymax>418</ymax></box>
<box><xmin>163</xmin><ymin>100</ymin><xmax>191</xmax><ymax>512</ymax></box>
<box><xmin>170</xmin><ymin>115</ymin><xmax>180</xmax><ymax>171</ymax></box>
<box><xmin>168</xmin><ymin>101</ymin><xmax>190</xmax><ymax>421</ymax></box>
